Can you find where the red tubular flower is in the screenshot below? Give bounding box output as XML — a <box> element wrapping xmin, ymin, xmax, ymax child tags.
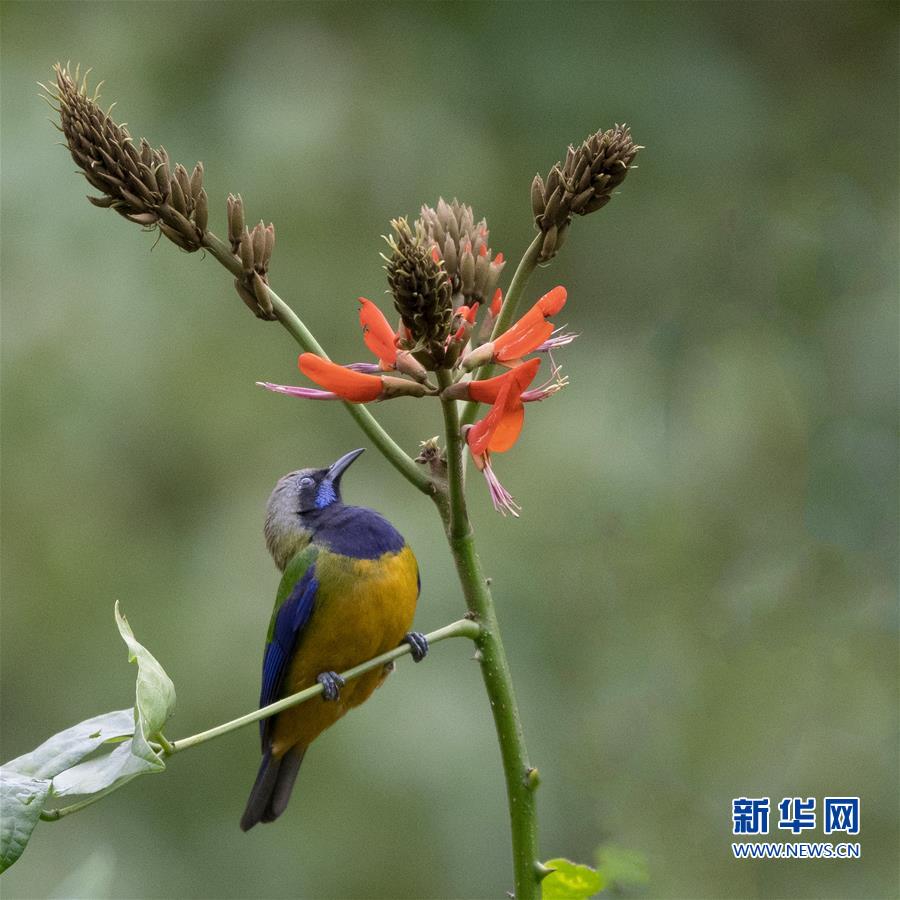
<box><xmin>357</xmin><ymin>297</ymin><xmax>427</xmax><ymax>382</ymax></box>
<box><xmin>493</xmin><ymin>285</ymin><xmax>566</xmax><ymax>362</ymax></box>
<box><xmin>358</xmin><ymin>297</ymin><xmax>397</xmax><ymax>369</ymax></box>
<box><xmin>297</xmin><ymin>353</ymin><xmax>430</xmax><ymax>401</ymax></box>
<box><xmin>467</xmin><ymin>358</ymin><xmax>541</xmax><ymax>455</ymax></box>
<box><xmin>298</xmin><ymin>353</ymin><xmax>383</xmax><ymax>402</ymax></box>
<box><xmin>461</xmin><ymin>359</ymin><xmax>545</xmax><ymax>516</ymax></box>
<box><xmin>442</xmin><ymin>355</ymin><xmax>567</xmax><ymax>405</ymax></box>
<box><xmin>462</xmin><ymin>285</ymin><xmax>567</xmax><ymax>369</ymax></box>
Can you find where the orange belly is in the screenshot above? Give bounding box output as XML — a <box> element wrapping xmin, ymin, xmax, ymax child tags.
<box><xmin>270</xmin><ymin>544</ymin><xmax>419</xmax><ymax>757</ymax></box>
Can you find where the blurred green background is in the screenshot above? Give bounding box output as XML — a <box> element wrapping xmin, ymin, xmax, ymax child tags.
<box><xmin>2</xmin><ymin>2</ymin><xmax>897</xmax><ymax>898</ymax></box>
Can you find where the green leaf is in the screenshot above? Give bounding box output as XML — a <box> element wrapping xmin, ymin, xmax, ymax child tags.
<box><xmin>0</xmin><ymin>605</ymin><xmax>178</xmax><ymax>871</ymax></box>
<box><xmin>0</xmin><ymin>770</ymin><xmax>51</xmax><ymax>873</ymax></box>
<box><xmin>114</xmin><ymin>601</ymin><xmax>176</xmax><ymax>760</ymax></box>
<box><xmin>3</xmin><ymin>709</ymin><xmax>135</xmax><ymax>780</ymax></box>
<box><xmin>51</xmin><ymin>604</ymin><xmax>178</xmax><ymax>796</ymax></box>
<box><xmin>49</xmin><ymin>739</ymin><xmax>161</xmax><ymax>797</ymax></box>
<box><xmin>542</xmin><ymin>858</ymin><xmax>605</xmax><ymax>899</ymax></box>
<box><xmin>595</xmin><ymin>844</ymin><xmax>650</xmax><ymax>889</ymax></box>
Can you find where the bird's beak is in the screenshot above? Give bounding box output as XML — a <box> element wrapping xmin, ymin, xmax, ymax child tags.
<box><xmin>326</xmin><ymin>447</ymin><xmax>365</xmax><ymax>484</ymax></box>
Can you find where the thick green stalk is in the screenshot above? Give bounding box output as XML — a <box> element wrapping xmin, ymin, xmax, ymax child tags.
<box><xmin>437</xmin><ymin>370</ymin><xmax>541</xmax><ymax>900</ymax></box>
<box><xmin>202</xmin><ymin>232</ymin><xmax>433</xmax><ymax>496</ymax></box>
<box><xmin>459</xmin><ymin>233</ymin><xmax>543</xmax><ymax>427</ymax></box>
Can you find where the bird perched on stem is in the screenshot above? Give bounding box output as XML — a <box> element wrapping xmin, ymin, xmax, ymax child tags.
<box><xmin>241</xmin><ymin>448</ymin><xmax>426</xmax><ymax>830</ymax></box>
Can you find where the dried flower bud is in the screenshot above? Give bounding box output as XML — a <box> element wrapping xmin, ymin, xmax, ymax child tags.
<box><xmin>227</xmin><ymin>193</ymin><xmax>245</xmax><ymax>252</ymax></box>
<box><xmin>383</xmin><ymin>217</ymin><xmax>453</xmax><ymax>357</ymax></box>
<box><xmin>169</xmin><ymin>174</ymin><xmax>188</xmax><ymax>215</ymax></box>
<box><xmin>156</xmin><ymin>159</ymin><xmax>171</xmax><ymax>197</ymax></box>
<box><xmin>530</xmin><ymin>174</ymin><xmax>546</xmax><ymax>220</ymax></box>
<box><xmin>415</xmin><ymin>436</ymin><xmax>447</xmax><ymax>480</ymax></box>
<box><xmin>174</xmin><ymin>164</ymin><xmax>191</xmax><ymax>205</ymax></box>
<box><xmin>189</xmin><ymin>162</ymin><xmax>204</xmax><ymax>199</ymax></box>
<box><xmin>231</xmin><ymin>215</ymin><xmax>276</xmax><ymax>319</ymax></box>
<box><xmin>263</xmin><ymin>224</ymin><xmax>275</xmax><ymax>268</ymax></box>
<box><xmin>194</xmin><ymin>188</ymin><xmax>208</xmax><ymax>233</ymax></box>
<box><xmin>251</xmin><ymin>270</ymin><xmax>274</xmax><ymax>318</ymax></box>
<box><xmin>239</xmin><ymin>226</ymin><xmax>254</xmax><ymax>273</ymax></box>
<box><xmin>232</xmin><ymin>275</ymin><xmax>277</xmax><ymax>321</ymax></box>
<box><xmin>532</xmin><ymin>124</ymin><xmax>641</xmax><ymax>261</ymax></box>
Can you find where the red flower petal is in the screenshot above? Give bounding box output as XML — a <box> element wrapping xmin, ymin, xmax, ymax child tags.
<box><xmin>299</xmin><ymin>353</ymin><xmax>382</xmax><ymax>402</ymax></box>
<box><xmin>489</xmin><ymin>405</ymin><xmax>525</xmax><ymax>453</ymax></box>
<box><xmin>536</xmin><ymin>285</ymin><xmax>566</xmax><ymax>316</ymax></box>
<box><xmin>467</xmin><ymin>383</ymin><xmax>511</xmax><ymax>455</ymax></box>
<box><xmin>494</xmin><ymin>320</ymin><xmax>554</xmax><ymax>362</ymax></box>
<box><xmin>493</xmin><ymin>286</ymin><xmax>567</xmax><ymax>361</ymax></box>
<box><xmin>490</xmin><ymin>289</ymin><xmax>503</xmax><ymax>318</ymax></box>
<box><xmin>468</xmin><ymin>357</ymin><xmax>541</xmax><ymax>404</ymax></box>
<box><xmin>358</xmin><ymin>298</ymin><xmax>397</xmax><ymax>367</ymax></box>
<box><xmin>468</xmin><ymin>375</ymin><xmax>504</xmax><ymax>404</ymax></box>
<box><xmin>456</xmin><ymin>302</ymin><xmax>480</xmax><ymax>324</ymax></box>
<box><xmin>467</xmin><ymin>359</ymin><xmax>541</xmax><ymax>454</ymax></box>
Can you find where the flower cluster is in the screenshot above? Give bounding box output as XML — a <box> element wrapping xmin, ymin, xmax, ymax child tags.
<box><xmin>260</xmin><ymin>232</ymin><xmax>573</xmax><ymax>515</ymax></box>
<box><xmin>46</xmin><ymin>63</ymin><xmax>639</xmax><ymax>519</ymax></box>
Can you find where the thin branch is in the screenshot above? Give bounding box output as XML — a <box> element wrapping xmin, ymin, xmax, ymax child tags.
<box><xmin>40</xmin><ymin>781</ymin><xmax>130</xmax><ymax>822</ymax></box>
<box><xmin>167</xmin><ymin>618</ymin><xmax>480</xmax><ymax>754</ymax></box>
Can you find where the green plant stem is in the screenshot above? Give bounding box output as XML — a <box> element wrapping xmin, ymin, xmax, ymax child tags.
<box><xmin>437</xmin><ymin>370</ymin><xmax>541</xmax><ymax>900</ymax></box>
<box><xmin>459</xmin><ymin>232</ymin><xmax>543</xmax><ymax>427</ymax></box>
<box><xmin>202</xmin><ymin>232</ymin><xmax>433</xmax><ymax>496</ymax></box>
<box><xmin>167</xmin><ymin>618</ymin><xmax>479</xmax><ymax>754</ymax></box>
<box><xmin>39</xmin><ymin>782</ymin><xmax>127</xmax><ymax>822</ymax></box>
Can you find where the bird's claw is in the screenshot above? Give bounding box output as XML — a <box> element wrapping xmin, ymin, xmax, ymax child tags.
<box><xmin>316</xmin><ymin>670</ymin><xmax>345</xmax><ymax>701</ymax></box>
<box><xmin>402</xmin><ymin>631</ymin><xmax>429</xmax><ymax>663</ymax></box>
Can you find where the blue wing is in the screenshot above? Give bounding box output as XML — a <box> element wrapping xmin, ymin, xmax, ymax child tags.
<box><xmin>259</xmin><ymin>564</ymin><xmax>319</xmax><ymax>747</ymax></box>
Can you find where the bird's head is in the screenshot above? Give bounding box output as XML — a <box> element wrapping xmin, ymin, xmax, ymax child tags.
<box><xmin>264</xmin><ymin>448</ymin><xmax>365</xmax><ymax>569</ymax></box>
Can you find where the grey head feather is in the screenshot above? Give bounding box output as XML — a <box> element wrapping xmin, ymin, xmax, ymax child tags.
<box><xmin>264</xmin><ymin>470</ymin><xmax>315</xmax><ymax>571</ymax></box>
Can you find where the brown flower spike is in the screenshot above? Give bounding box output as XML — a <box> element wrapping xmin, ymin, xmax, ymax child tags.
<box><xmin>44</xmin><ymin>64</ymin><xmax>278</xmax><ymax>320</ymax></box>
<box><xmin>531</xmin><ymin>124</ymin><xmax>642</xmax><ymax>261</ymax></box>
<box><xmin>46</xmin><ymin>63</ymin><xmax>208</xmax><ymax>252</ymax></box>
<box><xmin>383</xmin><ymin>218</ymin><xmax>453</xmax><ymax>358</ymax></box>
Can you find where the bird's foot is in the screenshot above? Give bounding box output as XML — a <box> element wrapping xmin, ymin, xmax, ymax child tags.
<box><xmin>316</xmin><ymin>671</ymin><xmax>345</xmax><ymax>702</ymax></box>
<box><xmin>402</xmin><ymin>631</ymin><xmax>429</xmax><ymax>662</ymax></box>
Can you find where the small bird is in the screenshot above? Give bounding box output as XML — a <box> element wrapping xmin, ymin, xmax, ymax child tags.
<box><xmin>240</xmin><ymin>448</ymin><xmax>426</xmax><ymax>831</ymax></box>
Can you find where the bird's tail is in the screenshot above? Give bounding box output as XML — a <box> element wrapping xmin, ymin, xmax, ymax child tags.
<box><xmin>240</xmin><ymin>746</ymin><xmax>306</xmax><ymax>831</ymax></box>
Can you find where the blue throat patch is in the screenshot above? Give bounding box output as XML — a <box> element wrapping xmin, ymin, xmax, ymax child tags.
<box><xmin>315</xmin><ymin>479</ymin><xmax>337</xmax><ymax>509</ymax></box>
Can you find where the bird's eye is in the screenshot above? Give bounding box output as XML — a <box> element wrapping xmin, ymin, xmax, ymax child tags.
<box><xmin>299</xmin><ymin>476</ymin><xmax>315</xmax><ymax>488</ymax></box>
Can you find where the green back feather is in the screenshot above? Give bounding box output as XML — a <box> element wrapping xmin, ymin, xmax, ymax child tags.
<box><xmin>266</xmin><ymin>544</ymin><xmax>320</xmax><ymax>643</ymax></box>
